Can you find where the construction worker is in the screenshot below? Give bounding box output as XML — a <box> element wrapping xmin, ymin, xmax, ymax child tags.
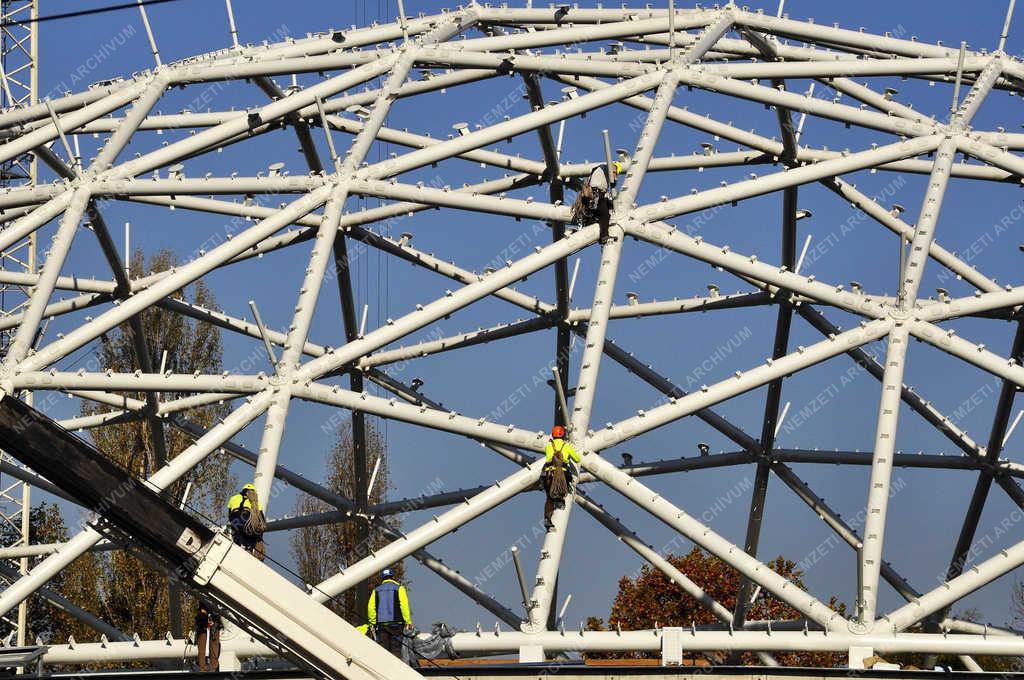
<box><xmin>228</xmin><ymin>483</ymin><xmax>266</xmax><ymax>560</ymax></box>
<box><xmin>543</xmin><ymin>425</ymin><xmax>580</xmax><ymax>529</ymax></box>
<box><xmin>571</xmin><ymin>160</ymin><xmax>623</xmax><ymax>242</ymax></box>
<box><xmin>194</xmin><ymin>601</ymin><xmax>221</xmax><ymax>672</ymax></box>
<box><xmin>368</xmin><ymin>567</ymin><xmax>412</xmax><ymax>659</ymax></box>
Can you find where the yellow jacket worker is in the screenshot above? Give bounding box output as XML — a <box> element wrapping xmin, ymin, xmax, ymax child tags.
<box><xmin>368</xmin><ymin>568</ymin><xmax>411</xmax><ymax>658</ymax></box>
<box><xmin>543</xmin><ymin>425</ymin><xmax>579</xmax><ymax>529</ymax></box>
<box><xmin>227</xmin><ymin>483</ymin><xmax>264</xmax><ymax>557</ymax></box>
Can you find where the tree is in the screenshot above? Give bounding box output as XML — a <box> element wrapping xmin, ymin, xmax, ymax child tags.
<box><xmin>587</xmin><ymin>547</ymin><xmax>846</xmax><ymax>667</ymax></box>
<box><xmin>74</xmin><ymin>248</ymin><xmax>233</xmax><ymax>639</ymax></box>
<box><xmin>289</xmin><ymin>417</ymin><xmax>401</xmax><ymax>623</ymax></box>
<box><xmin>83</xmin><ymin>249</ymin><xmax>231</xmax><ymax>518</ymax></box>
<box><xmin>0</xmin><ymin>503</ymin><xmax>103</xmax><ymax>645</ymax></box>
<box><xmin>1013</xmin><ymin>580</ymin><xmax>1024</xmax><ymax>629</ymax></box>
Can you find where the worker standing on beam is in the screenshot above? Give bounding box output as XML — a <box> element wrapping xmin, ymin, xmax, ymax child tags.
<box><xmin>368</xmin><ymin>567</ymin><xmax>412</xmax><ymax>660</ymax></box>
<box><xmin>228</xmin><ymin>483</ymin><xmax>266</xmax><ymax>561</ymax></box>
<box><xmin>542</xmin><ymin>425</ymin><xmax>580</xmax><ymax>530</ymax></box>
<box><xmin>571</xmin><ymin>160</ymin><xmax>623</xmax><ymax>242</ymax></box>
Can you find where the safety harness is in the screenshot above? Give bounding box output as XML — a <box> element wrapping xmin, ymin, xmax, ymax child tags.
<box><xmin>546</xmin><ymin>440</ymin><xmax>570</xmax><ymax>500</ymax></box>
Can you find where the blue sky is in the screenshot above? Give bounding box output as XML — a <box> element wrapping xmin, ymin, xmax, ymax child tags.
<box><xmin>19</xmin><ymin>0</ymin><xmax>1024</xmax><ymax>637</ymax></box>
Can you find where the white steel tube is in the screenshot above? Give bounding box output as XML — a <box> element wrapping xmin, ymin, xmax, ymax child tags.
<box><xmin>93</xmin><ymin>75</ymin><xmax>169</xmax><ymax>172</ymax></box>
<box><xmin>794</xmin><ymin>234</ymin><xmax>812</xmax><ymax>275</ymax></box>
<box><xmin>313</xmin><ymin>462</ymin><xmax>543</xmax><ymax>601</ymax></box>
<box><xmin>22</xmin><ymin>185</ymin><xmax>333</xmax><ymax>372</ymax></box>
<box><xmin>455</xmin><ymin>14</ymin><xmax>713</xmax><ymax>53</ymax></box>
<box><xmin>0</xmin><ymin>84</ymin><xmax>146</xmax><ymax>166</ymax></box>
<box><xmin>0</xmin><ymin>190</ymin><xmax>73</xmax><ymax>254</ymax></box>
<box><xmin>627</xmin><ymin>221</ymin><xmax>888</xmax><ymax>319</ymax></box>
<box><xmin>736</xmin><ymin>10</ymin><xmax>964</xmax><ymax>59</ymax></box>
<box><xmin>349</xmin><ymin>178</ymin><xmax>571</xmax><ymax>222</ymax></box>
<box><xmin>952</xmin><ymin>57</ymin><xmax>1002</xmax><ymax>127</ymax></box>
<box><xmin>10</xmin><ymin>372</ymin><xmax>267</xmax><ymax>393</ymax></box>
<box><xmin>586</xmin><ymin>318</ymin><xmax>893</xmax><ymax>452</ymax></box>
<box><xmin>224</xmin><ymin>0</ymin><xmax>239</xmax><ymax>48</ymax></box>
<box><xmin>528</xmin><ymin>225</ymin><xmax>625</xmax><ymax>632</ymax></box>
<box><xmin>0</xmin><ymin>391</ymin><xmax>272</xmax><ymax>620</ymax></box>
<box><xmin>136</xmin><ymin>0</ymin><xmax>162</xmax><ymax>67</ymax></box>
<box><xmin>709</xmin><ymin>56</ymin><xmax>974</xmax><ymax>81</ymax></box>
<box><xmin>567</xmin><ymin>258</ymin><xmax>580</xmax><ymax>303</ymax></box>
<box><xmin>638</xmin><ymin>135</ymin><xmax>941</xmax><ymax>224</ymax></box>
<box><xmin>396</xmin><ymin>0</ymin><xmax>410</xmax><ymax>41</ymax></box>
<box><xmin>1</xmin><ymin>187</ymin><xmax>89</xmax><ymax>370</ymax></box>
<box><xmin>675</xmin><ymin>70</ymin><xmax>934</xmax><ymax>138</ymax></box>
<box><xmin>291</xmin><ymin>381</ymin><xmax>544</xmax><ymax>453</ymax></box>
<box><xmin>108</xmin><ymin>57</ymin><xmax>397</xmax><ymax>181</ymax></box>
<box><xmin>824</xmin><ymin>178</ymin><xmax>1000</xmax><ymax>294</ymax></box>
<box><xmin>910</xmin><ymin>320</ymin><xmax>1024</xmax><ymax>388</ymax></box>
<box><xmin>251</xmin><ymin>184</ymin><xmax>350</xmax><ymax>506</ymax></box>
<box><xmin>294</xmin><ymin>224</ymin><xmax>596</xmax><ymax>384</ymax></box>
<box><xmin>366</xmin><ymin>456</ymin><xmax>382</xmax><ymax>500</ymax></box>
<box><xmin>1000</xmin><ymin>0</ymin><xmax>1018</xmax><ymax>52</ymax></box>
<box><xmin>0</xmin><ymin>291</ymin><xmax>107</xmax><ymax>334</ymax></box>
<box><xmin>857</xmin><ymin>325</ymin><xmax>910</xmax><ymax>624</ymax></box>
<box><xmin>581</xmin><ymin>451</ymin><xmax>846</xmax><ymax>629</ymax></box>
<box><xmin>1004</xmin><ymin>410</ymin><xmax>1024</xmax><ymax>447</ymax></box>
<box><xmin>37</xmin><ymin>628</ymin><xmax>1024</xmax><ymax>664</ymax></box>
<box><xmin>952</xmin><ymin>42</ymin><xmax>967</xmax><ymax>114</ymax></box>
<box><xmin>859</xmin><ymin>136</ymin><xmax>956</xmax><ymax>624</ymax></box>
<box><xmin>364</xmin><ymin>69</ymin><xmax>668</xmax><ymax>180</ymax></box>
<box><xmin>43</xmin><ymin>100</ymin><xmax>75</xmax><ymax>167</ymax></box>
<box><xmin>882</xmin><ymin>534</ymin><xmax>1024</xmax><ymax>631</ymax></box>
<box><xmin>247</xmin><ymin>300</ymin><xmax>278</xmax><ymax>367</ymax></box>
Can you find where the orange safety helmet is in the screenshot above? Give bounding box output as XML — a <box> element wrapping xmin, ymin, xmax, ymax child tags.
<box><xmin>551</xmin><ymin>425</ymin><xmax>566</xmax><ymax>439</ymax></box>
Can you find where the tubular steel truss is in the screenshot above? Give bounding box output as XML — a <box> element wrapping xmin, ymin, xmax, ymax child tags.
<box><xmin>0</xmin><ymin>1</ymin><xmax>1022</xmax><ymax>671</ymax></box>
<box><xmin>0</xmin><ymin>0</ymin><xmax>36</xmax><ymax>651</ymax></box>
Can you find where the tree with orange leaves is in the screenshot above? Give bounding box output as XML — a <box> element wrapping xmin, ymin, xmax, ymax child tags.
<box><xmin>587</xmin><ymin>547</ymin><xmax>846</xmax><ymax>667</ymax></box>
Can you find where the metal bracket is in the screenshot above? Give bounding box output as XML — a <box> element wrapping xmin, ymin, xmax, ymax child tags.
<box><xmin>192</xmin><ymin>533</ymin><xmax>233</xmax><ymax>587</ymax></box>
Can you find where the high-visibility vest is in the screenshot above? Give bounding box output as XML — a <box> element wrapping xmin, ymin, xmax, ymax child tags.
<box><xmin>369</xmin><ymin>579</ymin><xmax>411</xmax><ymax>625</ymax></box>
<box><xmin>227</xmin><ymin>493</ymin><xmax>259</xmax><ymax>512</ymax></box>
<box><xmin>227</xmin><ymin>493</ymin><xmax>261</xmax><ymax>539</ymax></box>
<box><xmin>544</xmin><ymin>438</ymin><xmax>579</xmax><ymax>470</ymax></box>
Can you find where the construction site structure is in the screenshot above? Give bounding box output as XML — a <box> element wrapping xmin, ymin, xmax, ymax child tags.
<box><xmin>0</xmin><ymin>1</ymin><xmax>1020</xmax><ymax>675</ymax></box>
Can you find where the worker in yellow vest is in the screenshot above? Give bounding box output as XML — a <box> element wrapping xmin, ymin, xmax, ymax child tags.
<box><xmin>368</xmin><ymin>568</ymin><xmax>412</xmax><ymax>658</ymax></box>
<box><xmin>227</xmin><ymin>483</ymin><xmax>266</xmax><ymax>560</ymax></box>
<box><xmin>542</xmin><ymin>425</ymin><xmax>580</xmax><ymax>530</ymax></box>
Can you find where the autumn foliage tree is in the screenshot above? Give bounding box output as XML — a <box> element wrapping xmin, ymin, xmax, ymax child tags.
<box><xmin>0</xmin><ymin>503</ymin><xmax>104</xmax><ymax>645</ymax></box>
<box><xmin>587</xmin><ymin>547</ymin><xmax>846</xmax><ymax>667</ymax></box>
<box><xmin>289</xmin><ymin>417</ymin><xmax>402</xmax><ymax>623</ymax></box>
<box><xmin>83</xmin><ymin>249</ymin><xmax>231</xmax><ymax>519</ymax></box>
<box><xmin>0</xmin><ymin>248</ymin><xmax>229</xmax><ymax>646</ymax></box>
<box><xmin>72</xmin><ymin>248</ymin><xmax>233</xmax><ymax>639</ymax></box>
